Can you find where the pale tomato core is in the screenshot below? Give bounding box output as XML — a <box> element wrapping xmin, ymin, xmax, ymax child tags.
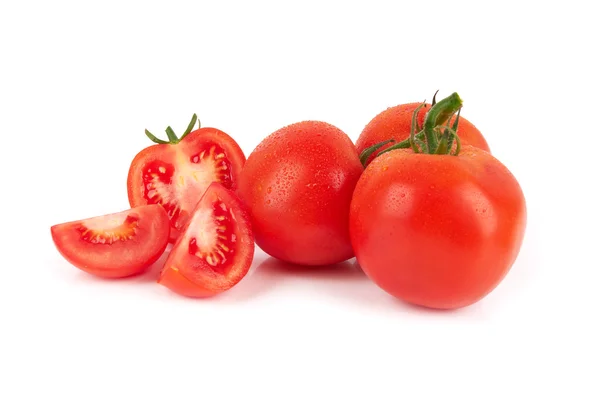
<box><xmin>77</xmin><ymin>211</ymin><xmax>139</xmax><ymax>244</ymax></box>
<box><xmin>181</xmin><ymin>197</ymin><xmax>238</xmax><ymax>275</ymax></box>
<box><xmin>143</xmin><ymin>144</ymin><xmax>232</xmax><ymax>230</ymax></box>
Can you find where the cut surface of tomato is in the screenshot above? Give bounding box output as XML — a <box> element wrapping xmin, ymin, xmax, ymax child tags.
<box><xmin>158</xmin><ymin>182</ymin><xmax>254</xmax><ymax>297</ymax></box>
<box><xmin>127</xmin><ymin>115</ymin><xmax>246</xmax><ymax>243</ymax></box>
<box><xmin>51</xmin><ymin>204</ymin><xmax>170</xmax><ymax>278</ymax></box>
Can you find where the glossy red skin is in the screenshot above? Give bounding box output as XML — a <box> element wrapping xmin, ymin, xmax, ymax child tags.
<box><xmin>356</xmin><ymin>102</ymin><xmax>491</xmax><ymax>165</ymax></box>
<box><xmin>127</xmin><ymin>127</ymin><xmax>246</xmax><ymax>243</ymax></box>
<box><xmin>349</xmin><ymin>146</ymin><xmax>526</xmax><ymax>309</ymax></box>
<box><xmin>237</xmin><ymin>121</ymin><xmax>363</xmax><ymax>266</ymax></box>
<box><xmin>158</xmin><ymin>182</ymin><xmax>254</xmax><ymax>298</ymax></box>
<box><xmin>51</xmin><ymin>205</ymin><xmax>170</xmax><ymax>278</ymax></box>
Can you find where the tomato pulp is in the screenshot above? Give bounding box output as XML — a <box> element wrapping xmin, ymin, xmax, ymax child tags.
<box><xmin>127</xmin><ymin>114</ymin><xmax>246</xmax><ymax>243</ymax></box>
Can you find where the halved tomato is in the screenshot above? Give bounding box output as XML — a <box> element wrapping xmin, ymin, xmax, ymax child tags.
<box><xmin>127</xmin><ymin>114</ymin><xmax>246</xmax><ymax>243</ymax></box>
<box><xmin>51</xmin><ymin>204</ymin><xmax>170</xmax><ymax>278</ymax></box>
<box><xmin>158</xmin><ymin>182</ymin><xmax>254</xmax><ymax>298</ymax></box>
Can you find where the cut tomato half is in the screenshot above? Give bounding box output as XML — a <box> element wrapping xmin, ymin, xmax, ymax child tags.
<box><xmin>127</xmin><ymin>114</ymin><xmax>246</xmax><ymax>243</ymax></box>
<box><xmin>51</xmin><ymin>204</ymin><xmax>170</xmax><ymax>278</ymax></box>
<box><xmin>158</xmin><ymin>182</ymin><xmax>255</xmax><ymax>297</ymax></box>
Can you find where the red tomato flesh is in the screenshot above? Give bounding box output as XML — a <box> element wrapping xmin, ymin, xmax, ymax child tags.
<box><xmin>158</xmin><ymin>182</ymin><xmax>254</xmax><ymax>298</ymax></box>
<box><xmin>127</xmin><ymin>127</ymin><xmax>246</xmax><ymax>243</ymax></box>
<box><xmin>51</xmin><ymin>204</ymin><xmax>170</xmax><ymax>278</ymax></box>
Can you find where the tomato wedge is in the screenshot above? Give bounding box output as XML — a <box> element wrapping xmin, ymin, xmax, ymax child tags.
<box><xmin>158</xmin><ymin>182</ymin><xmax>254</xmax><ymax>298</ymax></box>
<box><xmin>127</xmin><ymin>114</ymin><xmax>246</xmax><ymax>243</ymax></box>
<box><xmin>51</xmin><ymin>204</ymin><xmax>170</xmax><ymax>278</ymax></box>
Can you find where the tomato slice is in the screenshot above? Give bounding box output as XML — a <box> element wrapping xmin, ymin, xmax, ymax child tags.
<box><xmin>127</xmin><ymin>117</ymin><xmax>246</xmax><ymax>243</ymax></box>
<box><xmin>51</xmin><ymin>204</ymin><xmax>170</xmax><ymax>278</ymax></box>
<box><xmin>158</xmin><ymin>182</ymin><xmax>254</xmax><ymax>297</ymax></box>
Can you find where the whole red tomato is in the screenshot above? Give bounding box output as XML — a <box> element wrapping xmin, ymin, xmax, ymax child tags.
<box><xmin>237</xmin><ymin>121</ymin><xmax>363</xmax><ymax>266</ymax></box>
<box><xmin>127</xmin><ymin>114</ymin><xmax>246</xmax><ymax>243</ymax></box>
<box><xmin>356</xmin><ymin>93</ymin><xmax>490</xmax><ymax>166</ymax></box>
<box><xmin>349</xmin><ymin>93</ymin><xmax>526</xmax><ymax>309</ymax></box>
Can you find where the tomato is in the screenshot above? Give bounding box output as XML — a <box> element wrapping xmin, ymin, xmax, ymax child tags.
<box><xmin>158</xmin><ymin>182</ymin><xmax>254</xmax><ymax>298</ymax></box>
<box><xmin>356</xmin><ymin>94</ymin><xmax>490</xmax><ymax>166</ymax></box>
<box><xmin>349</xmin><ymin>93</ymin><xmax>526</xmax><ymax>309</ymax></box>
<box><xmin>51</xmin><ymin>205</ymin><xmax>170</xmax><ymax>278</ymax></box>
<box><xmin>127</xmin><ymin>114</ymin><xmax>246</xmax><ymax>243</ymax></box>
<box><xmin>237</xmin><ymin>120</ymin><xmax>363</xmax><ymax>266</ymax></box>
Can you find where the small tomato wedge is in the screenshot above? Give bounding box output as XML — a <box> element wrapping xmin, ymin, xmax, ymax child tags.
<box><xmin>158</xmin><ymin>182</ymin><xmax>254</xmax><ymax>298</ymax></box>
<box><xmin>51</xmin><ymin>204</ymin><xmax>170</xmax><ymax>278</ymax></box>
<box><xmin>127</xmin><ymin>114</ymin><xmax>246</xmax><ymax>243</ymax></box>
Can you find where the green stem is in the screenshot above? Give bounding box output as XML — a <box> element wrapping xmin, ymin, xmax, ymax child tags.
<box><xmin>179</xmin><ymin>113</ymin><xmax>199</xmax><ymax>141</ymax></box>
<box><xmin>431</xmin><ymin>89</ymin><xmax>440</xmax><ymax>106</ymax></box>
<box><xmin>382</xmin><ymin>132</ymin><xmax>424</xmax><ymax>151</ymax></box>
<box><xmin>359</xmin><ymin>139</ymin><xmax>395</xmax><ymax>167</ymax></box>
<box><xmin>446</xmin><ymin>108</ymin><xmax>461</xmax><ymax>154</ymax></box>
<box><xmin>423</xmin><ymin>92</ymin><xmax>462</xmax><ymax>154</ymax></box>
<box><xmin>165</xmin><ymin>126</ymin><xmax>178</xmax><ymax>142</ymax></box>
<box><xmin>365</xmin><ymin>92</ymin><xmax>465</xmax><ymax>162</ymax></box>
<box><xmin>377</xmin><ymin>139</ymin><xmax>412</xmax><ymax>156</ymax></box>
<box><xmin>144</xmin><ymin>113</ymin><xmax>200</xmax><ymax>145</ymax></box>
<box><xmin>409</xmin><ymin>102</ymin><xmax>426</xmax><ymax>153</ymax></box>
<box><xmin>145</xmin><ymin>129</ymin><xmax>169</xmax><ymax>144</ymax></box>
<box><xmin>435</xmin><ymin>130</ymin><xmax>449</xmax><ymax>154</ymax></box>
<box><xmin>453</xmin><ymin>132</ymin><xmax>462</xmax><ymax>156</ymax></box>
<box><xmin>378</xmin><ymin>102</ymin><xmax>427</xmax><ymax>157</ymax></box>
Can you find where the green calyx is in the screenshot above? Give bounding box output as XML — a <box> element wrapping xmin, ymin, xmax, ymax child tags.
<box><xmin>359</xmin><ymin>92</ymin><xmax>464</xmax><ymax>164</ymax></box>
<box><xmin>145</xmin><ymin>113</ymin><xmax>200</xmax><ymax>144</ymax></box>
<box><xmin>359</xmin><ymin>138</ymin><xmax>395</xmax><ymax>167</ymax></box>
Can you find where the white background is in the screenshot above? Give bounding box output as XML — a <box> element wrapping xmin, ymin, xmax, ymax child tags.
<box><xmin>1</xmin><ymin>0</ymin><xmax>599</xmax><ymax>399</ymax></box>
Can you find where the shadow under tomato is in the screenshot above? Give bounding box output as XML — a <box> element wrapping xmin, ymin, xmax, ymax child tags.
<box><xmin>256</xmin><ymin>257</ymin><xmax>367</xmax><ymax>280</ymax></box>
<box><xmin>225</xmin><ymin>255</ymin><xmax>482</xmax><ymax>316</ymax></box>
<box><xmin>217</xmin><ymin>255</ymin><xmax>288</xmax><ymax>301</ymax></box>
<box><xmin>221</xmin><ymin>255</ymin><xmax>397</xmax><ymax>308</ymax></box>
<box><xmin>351</xmin><ymin>259</ymin><xmax>485</xmax><ymax>316</ymax></box>
<box><xmin>131</xmin><ymin>248</ymin><xmax>172</xmax><ymax>283</ymax></box>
